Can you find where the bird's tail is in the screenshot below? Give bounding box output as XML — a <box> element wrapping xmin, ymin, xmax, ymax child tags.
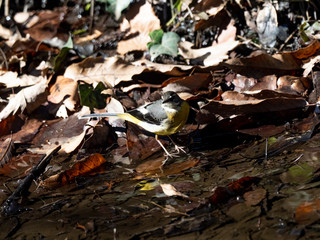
<box><xmin>81</xmin><ymin>113</ymin><xmax>141</xmax><ymax>125</ymax></box>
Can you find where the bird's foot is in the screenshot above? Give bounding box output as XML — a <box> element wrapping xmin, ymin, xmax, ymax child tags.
<box><xmin>173</xmin><ymin>144</ymin><xmax>187</xmax><ymax>154</ymax></box>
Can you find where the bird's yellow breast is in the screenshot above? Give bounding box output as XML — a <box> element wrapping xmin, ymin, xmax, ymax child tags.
<box><xmin>156</xmin><ymin>101</ymin><xmax>189</xmax><ymax>135</ymax></box>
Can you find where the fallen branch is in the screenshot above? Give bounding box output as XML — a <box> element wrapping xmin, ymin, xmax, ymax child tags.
<box><xmin>1</xmin><ymin>145</ymin><xmax>61</xmax><ymax>216</ymax></box>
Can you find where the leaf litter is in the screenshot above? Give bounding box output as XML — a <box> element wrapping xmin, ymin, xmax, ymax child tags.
<box><xmin>2</xmin><ymin>0</ymin><xmax>320</xmax><ymax>239</ymax></box>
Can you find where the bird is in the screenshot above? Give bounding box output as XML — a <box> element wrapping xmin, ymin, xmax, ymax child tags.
<box><xmin>81</xmin><ymin>91</ymin><xmax>190</xmax><ymax>158</ymax></box>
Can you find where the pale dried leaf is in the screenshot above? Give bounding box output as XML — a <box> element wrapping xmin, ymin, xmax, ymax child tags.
<box><xmin>64</xmin><ymin>56</ymin><xmax>193</xmax><ymax>90</ymax></box>
<box><xmin>0</xmin><ymin>72</ymin><xmax>43</xmax><ymax>88</ymax></box>
<box><xmin>256</xmin><ymin>2</ymin><xmax>278</xmax><ymax>47</ymax></box>
<box><xmin>0</xmin><ymin>77</ymin><xmax>48</xmax><ymax>121</ymax></box>
<box><xmin>179</xmin><ymin>21</ymin><xmax>238</xmax><ymax>66</ymax></box>
<box><xmin>48</xmin><ymin>76</ymin><xmax>78</xmax><ymax>111</ymax></box>
<box><xmin>303</xmin><ymin>55</ymin><xmax>320</xmax><ymax>77</ymax></box>
<box><xmin>160</xmin><ymin>183</ymin><xmax>188</xmax><ymax>198</ymax></box>
<box><xmin>117</xmin><ymin>1</ymin><xmax>161</xmax><ymax>54</ymax></box>
<box><xmin>0</xmin><ymin>24</ymin><xmax>12</xmax><ymax>39</ymax></box>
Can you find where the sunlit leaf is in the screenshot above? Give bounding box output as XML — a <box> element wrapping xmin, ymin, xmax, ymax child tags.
<box><xmin>149</xmin><ymin>32</ymin><xmax>180</xmax><ymax>61</ymax></box>
<box><xmin>147</xmin><ymin>29</ymin><xmax>164</xmax><ymax>49</ymax></box>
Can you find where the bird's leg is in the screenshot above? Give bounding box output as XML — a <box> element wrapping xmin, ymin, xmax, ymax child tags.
<box><xmin>168</xmin><ymin>136</ymin><xmax>187</xmax><ymax>154</ymax></box>
<box><xmin>155</xmin><ymin>135</ymin><xmax>179</xmax><ymax>158</ymax></box>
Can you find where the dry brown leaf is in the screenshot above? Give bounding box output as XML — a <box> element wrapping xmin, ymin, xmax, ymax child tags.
<box><xmin>291</xmin><ymin>39</ymin><xmax>320</xmax><ymax>60</ymax></box>
<box><xmin>193</xmin><ymin>0</ymin><xmax>225</xmax><ymax>14</ymax></box>
<box><xmin>136</xmin><ymin>157</ymin><xmax>200</xmax><ymax>178</ymax></box>
<box><xmin>222</xmin><ymin>51</ymin><xmax>302</xmax><ymax>79</ymax></box>
<box><xmin>64</xmin><ymin>56</ymin><xmax>193</xmax><ymax>90</ymax></box>
<box><xmin>295</xmin><ymin>198</ymin><xmax>320</xmax><ymax>225</ymax></box>
<box><xmin>0</xmin><ymin>77</ymin><xmax>48</xmax><ymax>121</ymax></box>
<box><xmin>243</xmin><ymin>188</ymin><xmax>266</xmax><ymax>206</ymax></box>
<box><xmin>238</xmin><ymin>124</ymin><xmax>287</xmax><ymax>138</ymax></box>
<box><xmin>162</xmin><ymin>73</ymin><xmax>212</xmax><ymax>92</ymax></box>
<box><xmin>277</xmin><ymin>76</ymin><xmax>312</xmax><ymax>94</ymax></box>
<box><xmin>232</xmin><ymin>75</ymin><xmax>277</xmax><ymax>92</ymax></box>
<box><xmin>303</xmin><ymin>55</ymin><xmax>320</xmax><ymax>77</ymax></box>
<box><xmin>64</xmin><ymin>56</ymin><xmax>145</xmax><ymax>87</ymax></box>
<box><xmin>24</xmin><ymin>9</ymin><xmax>66</xmax><ymax>42</ymax></box>
<box><xmin>126</xmin><ymin>123</ymin><xmax>164</xmax><ymax>161</ymax></box>
<box><xmin>222</xmin><ymin>89</ymin><xmax>304</xmax><ymax>101</ymax></box>
<box><xmin>195</xmin><ymin>9</ymin><xmax>229</xmax><ymax>32</ymax></box>
<box><xmin>0</xmin><ymin>152</ymin><xmax>42</xmax><ymax>179</ymax></box>
<box><xmin>8</xmin><ymin>118</ymin><xmax>43</xmax><ymax>144</ymax></box>
<box><xmin>42</xmin><ymin>153</ymin><xmax>107</xmax><ymax>188</ymax></box>
<box><xmin>0</xmin><ymin>138</ymin><xmax>14</xmax><ymax>168</ymax></box>
<box><xmin>117</xmin><ymin>1</ymin><xmax>160</xmax><ymax>54</ymax></box>
<box><xmin>29</xmin><ymin>111</ymin><xmax>88</xmax><ymax>154</ymax></box>
<box><xmin>48</xmin><ymin>76</ymin><xmax>78</xmax><ymax>112</ymax></box>
<box><xmin>197</xmin><ymin>94</ymin><xmax>307</xmax><ymax>123</ymax></box>
<box><xmin>0</xmin><ymin>115</ymin><xmax>24</xmax><ymax>138</ymax></box>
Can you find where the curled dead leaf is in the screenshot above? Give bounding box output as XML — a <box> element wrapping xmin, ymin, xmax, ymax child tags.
<box><xmin>42</xmin><ymin>153</ymin><xmax>107</xmax><ymax>188</ymax></box>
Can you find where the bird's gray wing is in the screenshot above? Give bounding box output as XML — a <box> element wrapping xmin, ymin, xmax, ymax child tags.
<box><xmin>128</xmin><ymin>99</ymin><xmax>167</xmax><ymax>125</ymax></box>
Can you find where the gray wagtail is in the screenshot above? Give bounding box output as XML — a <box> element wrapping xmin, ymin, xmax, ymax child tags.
<box><xmin>81</xmin><ymin>91</ymin><xmax>190</xmax><ymax>157</ymax></box>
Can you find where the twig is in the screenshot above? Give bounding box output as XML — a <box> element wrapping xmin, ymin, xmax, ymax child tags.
<box><xmin>89</xmin><ymin>0</ymin><xmax>94</xmax><ymax>34</ymax></box>
<box><xmin>1</xmin><ymin>146</ymin><xmax>61</xmax><ymax>215</ymax></box>
<box><xmin>265</xmin><ymin>138</ymin><xmax>268</xmax><ymax>161</ymax></box>
<box><xmin>4</xmin><ymin>0</ymin><xmax>8</xmax><ymax>16</ymax></box>
<box><xmin>0</xmin><ymin>47</ymin><xmax>8</xmax><ymax>71</ymax></box>
<box><xmin>237</xmin><ymin>35</ymin><xmax>262</xmax><ymax>49</ymax></box>
<box><xmin>279</xmin><ymin>29</ymin><xmax>298</xmax><ymax>51</ymax></box>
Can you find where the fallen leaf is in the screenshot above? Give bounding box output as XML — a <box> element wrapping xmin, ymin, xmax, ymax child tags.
<box><xmin>24</xmin><ymin>9</ymin><xmax>66</xmax><ymax>42</ymax></box>
<box><xmin>0</xmin><ymin>152</ymin><xmax>42</xmax><ymax>179</ymax></box>
<box><xmin>42</xmin><ymin>153</ymin><xmax>107</xmax><ymax>188</ymax></box>
<box><xmin>149</xmin><ymin>32</ymin><xmax>180</xmax><ymax>61</ymax></box>
<box><xmin>136</xmin><ymin>156</ymin><xmax>200</xmax><ymax>178</ymax></box>
<box><xmin>0</xmin><ymin>115</ymin><xmax>25</xmax><ymax>138</ymax></box>
<box><xmin>244</xmin><ymin>188</ymin><xmax>266</xmax><ymax>206</ymax></box>
<box><xmin>295</xmin><ymin>198</ymin><xmax>320</xmax><ymax>225</ymax></box>
<box><xmin>197</xmin><ymin>93</ymin><xmax>307</xmax><ymax>123</ymax></box>
<box><xmin>0</xmin><ymin>24</ymin><xmax>12</xmax><ymax>39</ymax></box>
<box><xmin>9</xmin><ymin>118</ymin><xmax>43</xmax><ymax>143</ymax></box>
<box><xmin>280</xmin><ymin>163</ymin><xmax>314</xmax><ymax>184</ymax></box>
<box><xmin>179</xmin><ymin>20</ymin><xmax>238</xmax><ymax>66</ymax></box>
<box><xmin>195</xmin><ymin>8</ymin><xmax>229</xmax><ymax>32</ymax></box>
<box><xmin>291</xmin><ymin>39</ymin><xmax>320</xmax><ymax>59</ymax></box>
<box><xmin>222</xmin><ymin>51</ymin><xmax>302</xmax><ymax>79</ymax></box>
<box><xmin>64</xmin><ymin>56</ymin><xmax>193</xmax><ymax>90</ymax></box>
<box><xmin>126</xmin><ymin>123</ymin><xmax>164</xmax><ymax>161</ymax></box>
<box><xmin>209</xmin><ymin>176</ymin><xmax>260</xmax><ymax>205</ymax></box>
<box><xmin>162</xmin><ymin>73</ymin><xmax>212</xmax><ymax>93</ymax></box>
<box><xmin>277</xmin><ymin>76</ymin><xmax>312</xmax><ymax>94</ymax></box>
<box><xmin>29</xmin><ymin>111</ymin><xmax>88</xmax><ymax>154</ymax></box>
<box><xmin>160</xmin><ymin>183</ymin><xmax>189</xmax><ymax>198</ymax></box>
<box><xmin>48</xmin><ymin>76</ymin><xmax>78</xmax><ymax>112</ymax></box>
<box><xmin>0</xmin><ymin>77</ymin><xmax>48</xmax><ymax>121</ymax></box>
<box><xmin>0</xmin><ymin>138</ymin><xmax>14</xmax><ymax>167</ymax></box>
<box><xmin>256</xmin><ymin>2</ymin><xmax>278</xmax><ymax>47</ymax></box>
<box><xmin>117</xmin><ymin>1</ymin><xmax>161</xmax><ymax>55</ymax></box>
